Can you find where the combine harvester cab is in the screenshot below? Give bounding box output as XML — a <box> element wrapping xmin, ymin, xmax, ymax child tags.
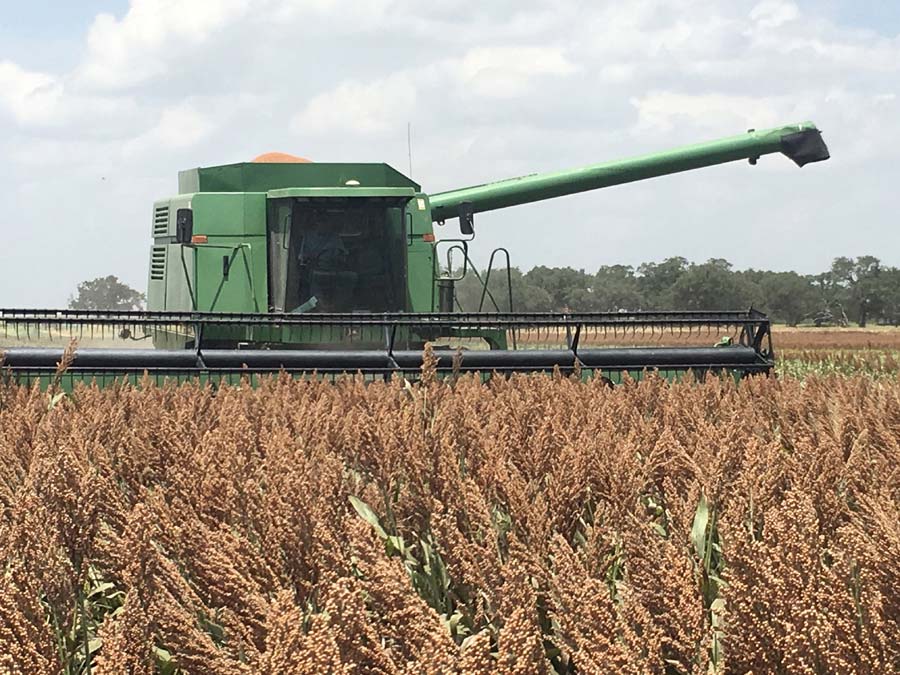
<box><xmin>0</xmin><ymin>124</ymin><xmax>829</xmax><ymax>388</ymax></box>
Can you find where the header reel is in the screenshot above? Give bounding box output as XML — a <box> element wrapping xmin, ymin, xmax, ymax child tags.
<box><xmin>1</xmin><ymin>308</ymin><xmax>774</xmax><ymax>388</ymax></box>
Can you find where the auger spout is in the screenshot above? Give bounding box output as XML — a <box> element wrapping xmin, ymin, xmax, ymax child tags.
<box><xmin>428</xmin><ymin>122</ymin><xmax>829</xmax><ymax>222</ymax></box>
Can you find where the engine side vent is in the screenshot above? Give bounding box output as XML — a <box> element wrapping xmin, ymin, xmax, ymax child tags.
<box><xmin>150</xmin><ymin>246</ymin><xmax>166</xmax><ymax>281</ymax></box>
<box><xmin>153</xmin><ymin>206</ymin><xmax>170</xmax><ymax>237</ymax></box>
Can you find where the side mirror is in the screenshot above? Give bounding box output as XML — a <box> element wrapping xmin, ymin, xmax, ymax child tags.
<box><xmin>458</xmin><ymin>201</ymin><xmax>475</xmax><ymax>236</ymax></box>
<box><xmin>175</xmin><ymin>208</ymin><xmax>194</xmax><ymax>244</ymax></box>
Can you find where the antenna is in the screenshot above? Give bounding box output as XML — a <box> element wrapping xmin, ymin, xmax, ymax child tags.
<box><xmin>407</xmin><ymin>122</ymin><xmax>413</xmax><ymax>177</ymax></box>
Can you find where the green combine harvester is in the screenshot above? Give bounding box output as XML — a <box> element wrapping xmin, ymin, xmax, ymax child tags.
<box><xmin>0</xmin><ymin>123</ymin><xmax>829</xmax><ymax>387</ymax></box>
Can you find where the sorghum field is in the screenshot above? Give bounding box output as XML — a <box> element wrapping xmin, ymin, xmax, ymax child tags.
<box><xmin>775</xmin><ymin>327</ymin><xmax>900</xmax><ymax>379</ymax></box>
<box><xmin>0</xmin><ymin>350</ymin><xmax>898</xmax><ymax>673</ymax></box>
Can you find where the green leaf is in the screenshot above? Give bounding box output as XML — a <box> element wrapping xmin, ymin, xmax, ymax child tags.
<box><xmin>47</xmin><ymin>392</ymin><xmax>66</xmax><ymax>411</ymax></box>
<box><xmin>664</xmin><ymin>657</ymin><xmax>687</xmax><ymax>670</ymax></box>
<box><xmin>443</xmin><ymin>609</ymin><xmax>471</xmax><ymax>639</ymax></box>
<box><xmin>385</xmin><ymin>535</ymin><xmax>406</xmax><ymax>556</ymax></box>
<box><xmin>691</xmin><ymin>493</ymin><xmax>710</xmax><ymax>560</ymax></box>
<box><xmin>348</xmin><ymin>495</ymin><xmax>388</xmax><ymax>540</ymax></box>
<box><xmin>573</xmin><ymin>529</ymin><xmax>587</xmax><ymax>548</ymax></box>
<box><xmin>154</xmin><ymin>646</ymin><xmax>179</xmax><ymax>675</ymax></box>
<box><xmin>202</xmin><ymin>617</ymin><xmax>226</xmax><ymax>645</ymax></box>
<box><xmin>87</xmin><ymin>582</ymin><xmax>116</xmax><ymax>596</ymax></box>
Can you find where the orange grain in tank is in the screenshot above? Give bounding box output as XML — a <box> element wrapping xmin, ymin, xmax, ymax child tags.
<box><xmin>252</xmin><ymin>152</ymin><xmax>313</xmax><ymax>163</ymax></box>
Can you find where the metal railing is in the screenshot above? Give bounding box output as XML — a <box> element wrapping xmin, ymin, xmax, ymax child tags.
<box><xmin>0</xmin><ymin>307</ymin><xmax>774</xmax><ymax>383</ymax></box>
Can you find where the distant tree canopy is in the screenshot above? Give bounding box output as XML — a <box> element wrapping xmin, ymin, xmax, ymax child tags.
<box><xmin>69</xmin><ymin>276</ymin><xmax>146</xmax><ymax>311</ymax></box>
<box><xmin>454</xmin><ymin>256</ymin><xmax>900</xmax><ymax>326</ymax></box>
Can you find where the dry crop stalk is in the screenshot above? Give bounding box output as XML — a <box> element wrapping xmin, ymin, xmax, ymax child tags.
<box><xmin>0</xmin><ymin>372</ymin><xmax>896</xmax><ymax>672</ymax></box>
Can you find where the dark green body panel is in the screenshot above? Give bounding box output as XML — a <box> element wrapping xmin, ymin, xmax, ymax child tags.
<box><xmin>151</xmin><ymin>163</ymin><xmax>440</xmax><ymax>346</ymax></box>
<box><xmin>179</xmin><ymin>163</ymin><xmax>420</xmax><ymax>194</ymax></box>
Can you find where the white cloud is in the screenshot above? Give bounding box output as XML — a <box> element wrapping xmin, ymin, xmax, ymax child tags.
<box><xmin>630</xmin><ymin>91</ymin><xmax>790</xmax><ymax>135</ymax></box>
<box><xmin>750</xmin><ymin>1</ymin><xmax>800</xmax><ymax>29</ymax></box>
<box><xmin>289</xmin><ymin>45</ymin><xmax>577</xmax><ymax>139</ymax></box>
<box><xmin>79</xmin><ymin>0</ymin><xmax>253</xmax><ymax>89</ymax></box>
<box><xmin>0</xmin><ymin>61</ymin><xmax>141</xmax><ymax>135</ymax></box>
<box><xmin>290</xmin><ymin>75</ymin><xmax>417</xmax><ymax>137</ymax></box>
<box><xmin>124</xmin><ymin>103</ymin><xmax>215</xmax><ymax>156</ymax></box>
<box><xmin>453</xmin><ymin>46</ymin><xmax>578</xmax><ymax>98</ymax></box>
<box><xmin>0</xmin><ymin>61</ymin><xmax>61</xmax><ymax>124</ymax></box>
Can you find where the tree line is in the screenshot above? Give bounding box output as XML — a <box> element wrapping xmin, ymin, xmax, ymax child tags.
<box><xmin>70</xmin><ymin>256</ymin><xmax>900</xmax><ymax>327</ymax></box>
<box><xmin>456</xmin><ymin>256</ymin><xmax>900</xmax><ymax>327</ymax></box>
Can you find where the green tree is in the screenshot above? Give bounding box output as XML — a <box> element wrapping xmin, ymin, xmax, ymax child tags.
<box><xmin>636</xmin><ymin>257</ymin><xmax>689</xmax><ymax>309</ymax></box>
<box><xmin>593</xmin><ymin>265</ymin><xmax>644</xmax><ymax>311</ymax></box>
<box><xmin>808</xmin><ymin>271</ymin><xmax>848</xmax><ymax>323</ymax></box>
<box><xmin>755</xmin><ymin>272</ymin><xmax>818</xmax><ymax>325</ymax></box>
<box><xmin>448</xmin><ymin>257</ymin><xmax>900</xmax><ymax>323</ymax></box>
<box><xmin>523</xmin><ymin>266</ymin><xmax>593</xmax><ymax>310</ymax></box>
<box><xmin>878</xmin><ymin>268</ymin><xmax>900</xmax><ymax>325</ymax></box>
<box><xmin>454</xmin><ymin>267</ymin><xmax>551</xmax><ymax>312</ymax></box>
<box><xmin>69</xmin><ymin>276</ymin><xmax>145</xmax><ymax>311</ymax></box>
<box><xmin>829</xmin><ymin>256</ymin><xmax>884</xmax><ymax>327</ymax></box>
<box><xmin>670</xmin><ymin>259</ymin><xmax>760</xmax><ymax>310</ymax></box>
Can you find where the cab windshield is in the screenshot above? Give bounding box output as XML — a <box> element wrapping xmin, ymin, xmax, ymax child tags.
<box><xmin>267</xmin><ymin>197</ymin><xmax>407</xmax><ymax>313</ymax></box>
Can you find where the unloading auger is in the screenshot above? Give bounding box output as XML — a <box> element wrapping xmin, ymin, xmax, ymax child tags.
<box><xmin>0</xmin><ymin>123</ymin><xmax>829</xmax><ymax>388</ymax></box>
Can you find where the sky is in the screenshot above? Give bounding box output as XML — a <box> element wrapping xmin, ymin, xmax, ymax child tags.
<box><xmin>0</xmin><ymin>0</ymin><xmax>898</xmax><ymax>307</ymax></box>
